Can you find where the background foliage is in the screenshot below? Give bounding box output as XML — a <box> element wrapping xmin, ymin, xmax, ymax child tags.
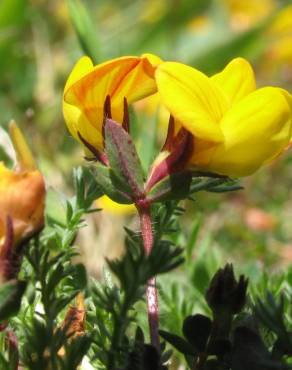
<box><xmin>0</xmin><ymin>0</ymin><xmax>292</xmax><ymax>369</ymax></box>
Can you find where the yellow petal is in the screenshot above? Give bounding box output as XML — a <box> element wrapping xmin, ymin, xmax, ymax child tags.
<box><xmin>211</xmin><ymin>57</ymin><xmax>256</xmax><ymax>104</ymax></box>
<box><xmin>9</xmin><ymin>120</ymin><xmax>36</xmax><ymax>171</ymax></box>
<box><xmin>155</xmin><ymin>62</ymin><xmax>228</xmax><ymax>143</ymax></box>
<box><xmin>277</xmin><ymin>89</ymin><xmax>292</xmax><ymax>146</ymax></box>
<box><xmin>207</xmin><ymin>87</ymin><xmax>292</xmax><ymax>177</ymax></box>
<box><xmin>63</xmin><ymin>56</ymin><xmax>97</xmax><ymax>145</ymax></box>
<box><xmin>141</xmin><ymin>53</ymin><xmax>162</xmax><ymax>68</ymax></box>
<box><xmin>63</xmin><ymin>55</ymin><xmax>158</xmax><ymax>146</ymax></box>
<box><xmin>96</xmin><ymin>195</ymin><xmax>136</xmax><ymax>215</ymax></box>
<box><xmin>64</xmin><ymin>56</ymin><xmax>94</xmax><ymax>94</ymax></box>
<box><xmin>188</xmin><ymin>138</ymin><xmax>218</xmax><ymax>168</ymax></box>
<box><xmin>112</xmin><ymin>55</ymin><xmax>159</xmax><ymax>111</ymax></box>
<box><xmin>62</xmin><ymin>102</ymin><xmax>103</xmax><ymax>150</ymax></box>
<box><xmin>64</xmin><ymin>56</ymin><xmax>157</xmax><ymax>112</ymax></box>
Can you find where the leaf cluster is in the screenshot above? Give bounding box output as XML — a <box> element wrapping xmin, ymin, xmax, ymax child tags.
<box><xmin>87</xmin><ymin>204</ymin><xmax>184</xmax><ymax>370</ymax></box>
<box><xmin>5</xmin><ymin>168</ymin><xmax>100</xmax><ymax>370</ymax></box>
<box><xmin>160</xmin><ymin>263</ymin><xmax>292</xmax><ymax>370</ymax></box>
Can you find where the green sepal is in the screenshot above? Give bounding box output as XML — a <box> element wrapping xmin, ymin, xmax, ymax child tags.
<box><xmin>91</xmin><ymin>163</ymin><xmax>133</xmax><ymax>204</ymax></box>
<box><xmin>0</xmin><ymin>280</ymin><xmax>26</xmax><ymax>321</ymax></box>
<box><xmin>147</xmin><ymin>171</ymin><xmax>192</xmax><ymax>203</ymax></box>
<box><xmin>105</xmin><ymin>119</ymin><xmax>145</xmax><ymax>198</ymax></box>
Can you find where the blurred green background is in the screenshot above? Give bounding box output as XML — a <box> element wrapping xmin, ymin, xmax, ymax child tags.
<box><xmin>1</xmin><ymin>0</ymin><xmax>292</xmax><ymax>278</ymax></box>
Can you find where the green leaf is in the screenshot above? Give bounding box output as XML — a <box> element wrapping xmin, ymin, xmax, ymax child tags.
<box><xmin>189</xmin><ymin>18</ymin><xmax>271</xmax><ymax>74</ymax></box>
<box><xmin>132</xmin><ymin>0</ymin><xmax>212</xmax><ymax>54</ymax></box>
<box><xmin>72</xmin><ymin>263</ymin><xmax>87</xmax><ymax>291</ymax></box>
<box><xmin>207</xmin><ymin>181</ymin><xmax>243</xmax><ymax>193</ymax></box>
<box><xmin>105</xmin><ymin>119</ymin><xmax>145</xmax><ymax>199</ymax></box>
<box><xmin>62</xmin><ymin>334</ymin><xmax>92</xmax><ymax>369</ymax></box>
<box><xmin>191</xmin><ymin>261</ymin><xmax>210</xmax><ymax>295</ymax></box>
<box><xmin>46</xmin><ymin>264</ymin><xmax>65</xmax><ymax>295</ymax></box>
<box><xmin>147</xmin><ymin>171</ymin><xmax>192</xmax><ymax>203</ymax></box>
<box><xmin>231</xmin><ymin>326</ymin><xmax>273</xmax><ymax>370</ymax></box>
<box><xmin>185</xmin><ymin>215</ymin><xmax>202</xmax><ymax>263</ymax></box>
<box><xmin>67</xmin><ymin>0</ymin><xmax>100</xmax><ymax>62</ymax></box>
<box><xmin>91</xmin><ymin>163</ymin><xmax>132</xmax><ymax>204</ymax></box>
<box><xmin>0</xmin><ymin>280</ymin><xmax>26</xmax><ymax>321</ymax></box>
<box><xmin>7</xmin><ymin>331</ymin><xmax>19</xmax><ymax>370</ymax></box>
<box><xmin>189</xmin><ymin>177</ymin><xmax>242</xmax><ymax>194</ymax></box>
<box><xmin>182</xmin><ymin>314</ymin><xmax>212</xmax><ymax>352</ymax></box>
<box><xmin>159</xmin><ymin>330</ymin><xmax>197</xmax><ymax>356</ymax></box>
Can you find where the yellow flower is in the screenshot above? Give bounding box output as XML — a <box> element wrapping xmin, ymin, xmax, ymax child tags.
<box><xmin>0</xmin><ymin>121</ymin><xmax>45</xmax><ymax>250</ymax></box>
<box><xmin>225</xmin><ymin>0</ymin><xmax>275</xmax><ymax>31</ymax></box>
<box><xmin>63</xmin><ymin>53</ymin><xmax>161</xmax><ymax>153</ymax></box>
<box><xmin>155</xmin><ymin>58</ymin><xmax>292</xmax><ymax>177</ymax></box>
<box><xmin>266</xmin><ymin>5</ymin><xmax>292</xmax><ymax>65</ymax></box>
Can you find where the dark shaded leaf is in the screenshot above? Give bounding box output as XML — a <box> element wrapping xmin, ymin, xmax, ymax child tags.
<box><xmin>183</xmin><ymin>314</ymin><xmax>212</xmax><ymax>352</ymax></box>
<box><xmin>159</xmin><ymin>330</ymin><xmax>197</xmax><ymax>356</ymax></box>
<box><xmin>0</xmin><ymin>280</ymin><xmax>26</xmax><ymax>321</ymax></box>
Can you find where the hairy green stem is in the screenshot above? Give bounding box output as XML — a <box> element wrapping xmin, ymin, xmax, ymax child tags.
<box><xmin>138</xmin><ymin>205</ymin><xmax>160</xmax><ymax>351</ymax></box>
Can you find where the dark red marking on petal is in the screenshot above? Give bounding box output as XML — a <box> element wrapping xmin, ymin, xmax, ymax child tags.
<box><xmin>122</xmin><ymin>97</ymin><xmax>130</xmax><ymax>133</ymax></box>
<box><xmin>77</xmin><ymin>132</ymin><xmax>109</xmax><ymax>166</ymax></box>
<box><xmin>102</xmin><ymin>95</ymin><xmax>112</xmax><ymax>146</ymax></box>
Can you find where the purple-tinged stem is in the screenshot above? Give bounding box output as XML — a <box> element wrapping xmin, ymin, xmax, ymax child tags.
<box><xmin>138</xmin><ymin>204</ymin><xmax>160</xmax><ymax>351</ymax></box>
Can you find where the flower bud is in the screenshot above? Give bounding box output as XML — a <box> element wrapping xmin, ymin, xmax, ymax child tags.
<box><xmin>206</xmin><ymin>264</ymin><xmax>248</xmax><ymax>316</ymax></box>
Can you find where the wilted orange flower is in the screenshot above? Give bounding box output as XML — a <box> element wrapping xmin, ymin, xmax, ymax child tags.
<box><xmin>0</xmin><ymin>121</ymin><xmax>45</xmax><ymax>251</ymax></box>
<box><xmin>56</xmin><ymin>293</ymin><xmax>86</xmax><ymax>363</ymax></box>
<box><xmin>61</xmin><ymin>293</ymin><xmax>86</xmax><ymax>340</ymax></box>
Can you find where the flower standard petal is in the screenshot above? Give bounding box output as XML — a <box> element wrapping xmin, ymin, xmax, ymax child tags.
<box><xmin>64</xmin><ymin>56</ymin><xmax>158</xmax><ymax>119</ymax></box>
<box><xmin>155</xmin><ymin>62</ymin><xmax>227</xmax><ymax>143</ymax></box>
<box><xmin>206</xmin><ymin>87</ymin><xmax>292</xmax><ymax>177</ymax></box>
<box><xmin>63</xmin><ymin>103</ymin><xmax>103</xmax><ymax>152</ymax></box>
<box><xmin>63</xmin><ymin>56</ymin><xmax>98</xmax><ymax>146</ymax></box>
<box><xmin>64</xmin><ymin>56</ymin><xmax>94</xmax><ymax>93</ymax></box>
<box><xmin>211</xmin><ymin>57</ymin><xmax>256</xmax><ymax>104</ymax></box>
<box><xmin>112</xmin><ymin>55</ymin><xmax>160</xmax><ymax>102</ymax></box>
<box><xmin>63</xmin><ymin>55</ymin><xmax>159</xmax><ymax>150</ymax></box>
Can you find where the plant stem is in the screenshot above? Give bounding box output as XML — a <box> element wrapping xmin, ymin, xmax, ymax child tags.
<box><xmin>138</xmin><ymin>204</ymin><xmax>160</xmax><ymax>351</ymax></box>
